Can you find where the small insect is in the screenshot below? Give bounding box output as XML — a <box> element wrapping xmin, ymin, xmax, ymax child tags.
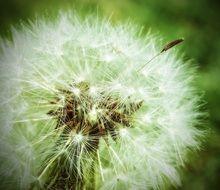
<box><xmin>137</xmin><ymin>38</ymin><xmax>184</xmax><ymax>72</ymax></box>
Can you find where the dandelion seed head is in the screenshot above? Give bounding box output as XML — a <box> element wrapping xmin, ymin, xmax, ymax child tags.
<box><xmin>0</xmin><ymin>13</ymin><xmax>204</xmax><ymax>190</ymax></box>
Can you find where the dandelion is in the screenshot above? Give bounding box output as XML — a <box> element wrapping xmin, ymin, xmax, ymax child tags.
<box><xmin>0</xmin><ymin>13</ymin><xmax>203</xmax><ymax>190</ymax></box>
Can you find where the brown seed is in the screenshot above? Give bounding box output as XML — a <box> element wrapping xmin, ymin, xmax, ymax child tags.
<box><xmin>161</xmin><ymin>38</ymin><xmax>184</xmax><ymax>53</ymax></box>
<box><xmin>137</xmin><ymin>38</ymin><xmax>184</xmax><ymax>72</ymax></box>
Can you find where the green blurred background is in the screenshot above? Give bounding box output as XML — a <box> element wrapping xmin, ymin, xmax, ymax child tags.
<box><xmin>0</xmin><ymin>0</ymin><xmax>219</xmax><ymax>189</ymax></box>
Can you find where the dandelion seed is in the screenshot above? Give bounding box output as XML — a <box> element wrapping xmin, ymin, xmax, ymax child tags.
<box><xmin>161</xmin><ymin>38</ymin><xmax>184</xmax><ymax>53</ymax></box>
<box><xmin>137</xmin><ymin>38</ymin><xmax>184</xmax><ymax>72</ymax></box>
<box><xmin>71</xmin><ymin>87</ymin><xmax>81</xmax><ymax>97</ymax></box>
<box><xmin>74</xmin><ymin>133</ymin><xmax>84</xmax><ymax>143</ymax></box>
<box><xmin>88</xmin><ymin>106</ymin><xmax>99</xmax><ymax>122</ymax></box>
<box><xmin>89</xmin><ymin>86</ymin><xmax>98</xmax><ymax>96</ymax></box>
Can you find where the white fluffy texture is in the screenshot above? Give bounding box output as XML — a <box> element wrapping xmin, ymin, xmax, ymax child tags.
<box><xmin>0</xmin><ymin>14</ymin><xmax>202</xmax><ymax>190</ymax></box>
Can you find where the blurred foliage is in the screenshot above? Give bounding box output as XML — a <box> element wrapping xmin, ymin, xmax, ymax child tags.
<box><xmin>0</xmin><ymin>0</ymin><xmax>220</xmax><ymax>189</ymax></box>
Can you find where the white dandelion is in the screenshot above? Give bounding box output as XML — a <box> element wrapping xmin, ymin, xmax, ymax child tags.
<box><xmin>0</xmin><ymin>13</ymin><xmax>203</xmax><ymax>190</ymax></box>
